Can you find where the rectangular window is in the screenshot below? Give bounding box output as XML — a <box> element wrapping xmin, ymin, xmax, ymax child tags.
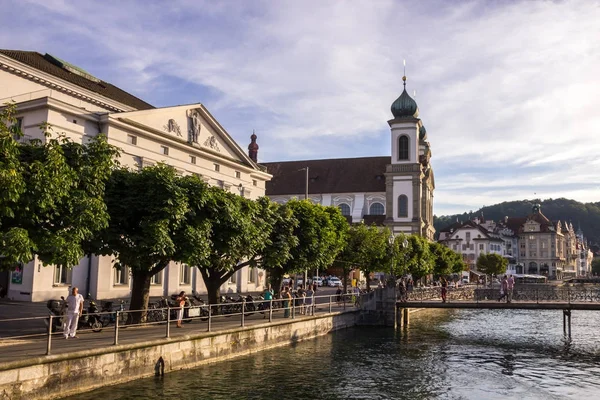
<box><xmin>160</xmin><ymin>145</ymin><xmax>169</xmax><ymax>155</ymax></box>
<box><xmin>462</xmin><ymin>244</ymin><xmax>467</xmax><ymax>251</ymax></box>
<box><xmin>189</xmin><ymin>155</ymin><xmax>196</xmax><ymax>164</ymax></box>
<box><xmin>214</xmin><ymin>163</ymin><xmax>220</xmax><ymax>172</ymax></box>
<box><xmin>253</xmin><ymin>180</ymin><xmax>257</xmax><ymax>186</ymax></box>
<box><xmin>529</xmin><ymin>235</ymin><xmax>535</xmax><ymax>240</ymax></box>
<box><xmin>248</xmin><ymin>267</ymin><xmax>256</xmax><ymax>283</ymax></box>
<box><xmin>452</xmin><ymin>245</ymin><xmax>457</xmax><ymax>251</ymax></box>
<box><xmin>470</xmin><ymin>244</ymin><xmax>474</xmax><ymax>250</ymax></box>
<box><xmin>150</xmin><ymin>271</ymin><xmax>162</xmax><ymax>285</ymax></box>
<box><xmin>54</xmin><ymin>265</ymin><xmax>72</xmax><ymax>285</ymax></box>
<box><xmin>229</xmin><ymin>270</ymin><xmax>237</xmax><ymax>284</ymax></box>
<box><xmin>479</xmin><ymin>244</ymin><xmax>484</xmax><ymax>250</ymax></box>
<box><xmin>466</xmin><ymin>232</ymin><xmax>471</xmax><ymax>241</ymax></box>
<box><xmin>180</xmin><ymin>264</ymin><xmax>191</xmax><ymax>285</ymax></box>
<box><xmin>520</xmin><ymin>252</ymin><xmax>526</xmax><ymax>257</ymax></box>
<box><xmin>127</xmin><ymin>135</ymin><xmax>137</xmax><ymax>145</ymax></box>
<box><xmin>114</xmin><ymin>266</ymin><xmax>129</xmax><ymax>285</ymax></box>
<box><xmin>235</xmin><ymin>171</ymin><xmax>241</xmax><ymax>179</ymax></box>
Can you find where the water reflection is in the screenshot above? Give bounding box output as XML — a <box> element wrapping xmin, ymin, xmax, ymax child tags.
<box><xmin>64</xmin><ymin>309</ymin><xmax>600</xmax><ymax>400</ymax></box>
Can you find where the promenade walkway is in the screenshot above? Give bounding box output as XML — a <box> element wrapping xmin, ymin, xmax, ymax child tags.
<box><xmin>0</xmin><ymin>292</ymin><xmax>355</xmax><ymax>365</ymax></box>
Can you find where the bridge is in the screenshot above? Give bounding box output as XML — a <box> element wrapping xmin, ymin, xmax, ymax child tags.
<box><xmin>393</xmin><ymin>286</ymin><xmax>600</xmax><ymax>337</ymax></box>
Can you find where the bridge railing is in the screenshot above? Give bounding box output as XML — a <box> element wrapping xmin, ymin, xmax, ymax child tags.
<box><xmin>401</xmin><ymin>286</ymin><xmax>600</xmax><ymax>303</ymax></box>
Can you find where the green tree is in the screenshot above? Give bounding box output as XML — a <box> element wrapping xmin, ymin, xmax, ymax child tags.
<box><xmin>88</xmin><ymin>165</ymin><xmax>189</xmax><ymax>322</ymax></box>
<box><xmin>591</xmin><ymin>258</ymin><xmax>600</xmax><ymax>275</ymax></box>
<box><xmin>404</xmin><ymin>235</ymin><xmax>435</xmax><ymax>281</ymax></box>
<box><xmin>194</xmin><ymin>189</ymin><xmax>275</xmax><ymax>305</ymax></box>
<box><xmin>1</xmin><ymin>103</ymin><xmax>120</xmax><ymax>270</ymax></box>
<box><xmin>269</xmin><ymin>200</ymin><xmax>348</xmax><ymax>293</ymax></box>
<box><xmin>476</xmin><ymin>253</ymin><xmax>508</xmax><ymax>275</ymax></box>
<box><xmin>337</xmin><ymin>224</ymin><xmax>391</xmax><ymax>291</ymax></box>
<box><xmin>431</xmin><ymin>241</ymin><xmax>466</xmax><ymax>276</ymax></box>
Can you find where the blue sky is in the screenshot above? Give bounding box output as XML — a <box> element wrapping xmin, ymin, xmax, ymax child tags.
<box><xmin>2</xmin><ymin>0</ymin><xmax>599</xmax><ymax>216</ymax></box>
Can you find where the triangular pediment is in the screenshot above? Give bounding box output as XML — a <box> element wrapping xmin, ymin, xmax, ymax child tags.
<box><xmin>113</xmin><ymin>103</ymin><xmax>257</xmax><ymax>168</ymax></box>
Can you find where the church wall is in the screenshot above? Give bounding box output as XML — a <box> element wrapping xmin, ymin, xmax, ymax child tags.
<box><xmin>390</xmin><ymin>124</ymin><xmax>418</xmax><ymax>164</ymax></box>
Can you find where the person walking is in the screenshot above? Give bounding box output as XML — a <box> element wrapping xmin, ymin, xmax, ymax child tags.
<box><xmin>282</xmin><ymin>287</ymin><xmax>291</xmax><ymax>318</ymax></box>
<box><xmin>262</xmin><ymin>284</ymin><xmax>274</xmax><ymax>319</ymax></box>
<box><xmin>296</xmin><ymin>285</ymin><xmax>306</xmax><ymax>315</ymax></box>
<box><xmin>305</xmin><ymin>285</ymin><xmax>314</xmax><ymax>315</ymax></box>
<box><xmin>498</xmin><ymin>275</ymin><xmax>508</xmax><ymax>302</ymax></box>
<box><xmin>176</xmin><ymin>291</ymin><xmax>187</xmax><ymax>328</ymax></box>
<box><xmin>64</xmin><ymin>286</ymin><xmax>84</xmax><ymax>339</ymax></box>
<box><xmin>440</xmin><ymin>277</ymin><xmax>448</xmax><ymax>303</ymax></box>
<box><xmin>507</xmin><ymin>275</ymin><xmax>515</xmax><ymax>303</ymax></box>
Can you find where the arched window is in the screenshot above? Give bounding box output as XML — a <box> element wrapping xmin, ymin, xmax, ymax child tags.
<box><xmin>369</xmin><ymin>202</ymin><xmax>384</xmax><ymax>215</ymax></box>
<box><xmin>398</xmin><ymin>135</ymin><xmax>409</xmax><ymax>161</ymax></box>
<box><xmin>397</xmin><ymin>195</ymin><xmax>408</xmax><ymax>218</ymax></box>
<box><xmin>338</xmin><ymin>203</ymin><xmax>351</xmax><ymax>216</ymax></box>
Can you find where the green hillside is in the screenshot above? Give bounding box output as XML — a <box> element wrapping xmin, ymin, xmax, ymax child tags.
<box><xmin>434</xmin><ymin>198</ymin><xmax>600</xmax><ymax>246</ymax></box>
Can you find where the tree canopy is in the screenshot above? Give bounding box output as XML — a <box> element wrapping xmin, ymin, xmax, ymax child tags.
<box><xmin>87</xmin><ymin>164</ymin><xmax>190</xmax><ymax>321</ymax></box>
<box><xmin>0</xmin><ymin>103</ymin><xmax>120</xmax><ymax>270</ymax></box>
<box><xmin>476</xmin><ymin>253</ymin><xmax>508</xmax><ymax>275</ymax></box>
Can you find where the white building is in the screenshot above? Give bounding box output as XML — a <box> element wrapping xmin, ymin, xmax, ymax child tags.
<box><xmin>262</xmin><ymin>76</ymin><xmax>435</xmax><ymax>240</ymax></box>
<box><xmin>0</xmin><ymin>50</ymin><xmax>271</xmax><ymax>301</ymax></box>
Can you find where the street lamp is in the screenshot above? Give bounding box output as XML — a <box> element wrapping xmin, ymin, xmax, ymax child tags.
<box><xmin>388</xmin><ymin>233</ymin><xmax>395</xmax><ymax>287</ymax></box>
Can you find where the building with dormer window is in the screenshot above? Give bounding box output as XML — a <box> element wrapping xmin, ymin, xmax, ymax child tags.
<box><xmin>0</xmin><ymin>50</ymin><xmax>271</xmax><ymax>301</ymax></box>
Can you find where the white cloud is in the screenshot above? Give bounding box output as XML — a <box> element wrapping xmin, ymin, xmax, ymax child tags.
<box><xmin>2</xmin><ymin>0</ymin><xmax>599</xmax><ymax>215</ymax></box>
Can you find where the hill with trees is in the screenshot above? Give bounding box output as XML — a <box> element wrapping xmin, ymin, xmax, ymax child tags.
<box><xmin>434</xmin><ymin>198</ymin><xmax>600</xmax><ymax>247</ymax></box>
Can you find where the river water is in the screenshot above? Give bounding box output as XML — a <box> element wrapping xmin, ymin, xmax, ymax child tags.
<box><xmin>65</xmin><ymin>309</ymin><xmax>600</xmax><ymax>399</ymax></box>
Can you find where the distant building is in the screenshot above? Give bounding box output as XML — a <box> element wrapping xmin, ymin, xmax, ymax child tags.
<box><xmin>263</xmin><ymin>75</ymin><xmax>436</xmax><ymax>240</ymax></box>
<box><xmin>438</xmin><ymin>204</ymin><xmax>588</xmax><ymax>280</ymax></box>
<box><xmin>0</xmin><ymin>50</ymin><xmax>271</xmax><ymax>301</ymax></box>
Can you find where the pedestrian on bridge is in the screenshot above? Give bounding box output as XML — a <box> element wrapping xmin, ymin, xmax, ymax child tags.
<box><xmin>498</xmin><ymin>276</ymin><xmax>508</xmax><ymax>302</ymax></box>
<box><xmin>507</xmin><ymin>275</ymin><xmax>515</xmax><ymax>303</ymax></box>
<box><xmin>440</xmin><ymin>277</ymin><xmax>448</xmax><ymax>303</ymax></box>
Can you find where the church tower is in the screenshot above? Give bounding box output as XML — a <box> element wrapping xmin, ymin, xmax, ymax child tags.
<box><xmin>384</xmin><ymin>74</ymin><xmax>435</xmax><ymax>240</ymax></box>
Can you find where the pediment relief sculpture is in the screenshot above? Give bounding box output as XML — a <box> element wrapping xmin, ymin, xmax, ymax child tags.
<box><xmin>203</xmin><ymin>135</ymin><xmax>220</xmax><ymax>152</ymax></box>
<box><xmin>163</xmin><ymin>119</ymin><xmax>182</xmax><ymax>137</ymax></box>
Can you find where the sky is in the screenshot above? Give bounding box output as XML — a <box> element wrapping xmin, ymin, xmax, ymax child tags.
<box><xmin>1</xmin><ymin>0</ymin><xmax>599</xmax><ymax>216</ymax></box>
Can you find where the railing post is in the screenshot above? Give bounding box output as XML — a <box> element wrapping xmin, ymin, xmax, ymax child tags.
<box><xmin>241</xmin><ymin>299</ymin><xmax>246</xmax><ymax>327</ymax></box>
<box><xmin>292</xmin><ymin>298</ymin><xmax>296</xmax><ymax>319</ymax></box>
<box><xmin>166</xmin><ymin>306</ymin><xmax>171</xmax><ymax>338</ymax></box>
<box><xmin>114</xmin><ymin>311</ymin><xmax>119</xmax><ymax>345</ymax></box>
<box><xmin>269</xmin><ymin>299</ymin><xmax>273</xmax><ymax>322</ymax></box>
<box><xmin>46</xmin><ymin>315</ymin><xmax>53</xmax><ymax>355</ymax></box>
<box><xmin>207</xmin><ymin>304</ymin><xmax>212</xmax><ymax>332</ymax></box>
<box><xmin>329</xmin><ymin>295</ymin><xmax>332</xmax><ymax>313</ymax></box>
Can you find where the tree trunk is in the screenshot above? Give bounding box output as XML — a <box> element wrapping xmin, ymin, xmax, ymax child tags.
<box><xmin>129</xmin><ymin>272</ymin><xmax>151</xmax><ymax>324</ymax></box>
<box><xmin>201</xmin><ymin>268</ymin><xmax>223</xmax><ymax>308</ymax></box>
<box><xmin>270</xmin><ymin>268</ymin><xmax>284</xmax><ymax>297</ymax></box>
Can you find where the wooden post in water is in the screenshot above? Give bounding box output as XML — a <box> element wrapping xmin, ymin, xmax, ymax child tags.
<box><xmin>563</xmin><ymin>309</ymin><xmax>571</xmax><ymax>338</ymax></box>
<box><xmin>403</xmin><ymin>308</ymin><xmax>410</xmax><ymax>327</ymax></box>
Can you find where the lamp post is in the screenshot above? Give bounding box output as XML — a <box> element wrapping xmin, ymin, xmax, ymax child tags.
<box><xmin>388</xmin><ymin>233</ymin><xmax>395</xmax><ymax>287</ymax></box>
<box><xmin>298</xmin><ymin>167</ymin><xmax>309</xmax><ymax>287</ymax></box>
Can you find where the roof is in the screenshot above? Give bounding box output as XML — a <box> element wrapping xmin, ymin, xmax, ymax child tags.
<box><xmin>262</xmin><ymin>156</ymin><xmax>389</xmax><ymax>196</ymax></box>
<box><xmin>0</xmin><ymin>50</ymin><xmax>154</xmax><ymax>110</ymax></box>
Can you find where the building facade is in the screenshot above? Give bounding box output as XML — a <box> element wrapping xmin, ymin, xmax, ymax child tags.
<box><xmin>0</xmin><ymin>50</ymin><xmax>271</xmax><ymax>301</ymax></box>
<box><xmin>263</xmin><ymin>76</ymin><xmax>435</xmax><ymax>240</ymax></box>
<box><xmin>438</xmin><ymin>204</ymin><xmax>590</xmax><ymax>279</ymax></box>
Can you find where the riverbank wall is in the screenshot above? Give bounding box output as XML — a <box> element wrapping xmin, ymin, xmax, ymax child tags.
<box><xmin>0</xmin><ymin>311</ymin><xmax>359</xmax><ymax>400</ymax></box>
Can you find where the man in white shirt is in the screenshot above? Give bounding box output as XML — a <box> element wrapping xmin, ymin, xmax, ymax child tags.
<box><xmin>64</xmin><ymin>286</ymin><xmax>84</xmax><ymax>339</ymax></box>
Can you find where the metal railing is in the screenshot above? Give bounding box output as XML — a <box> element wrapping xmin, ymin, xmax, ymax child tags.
<box><xmin>400</xmin><ymin>286</ymin><xmax>600</xmax><ymax>304</ymax></box>
<box><xmin>0</xmin><ymin>293</ymin><xmax>362</xmax><ymax>358</ymax></box>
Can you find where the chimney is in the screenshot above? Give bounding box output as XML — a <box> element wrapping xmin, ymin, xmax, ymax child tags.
<box><xmin>248</xmin><ymin>131</ymin><xmax>259</xmax><ymax>162</ymax></box>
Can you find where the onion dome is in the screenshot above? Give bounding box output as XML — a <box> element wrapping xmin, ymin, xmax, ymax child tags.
<box><xmin>248</xmin><ymin>131</ymin><xmax>259</xmax><ymax>162</ymax></box>
<box><xmin>391</xmin><ymin>76</ymin><xmax>419</xmax><ymax>119</ymax></box>
<box><xmin>419</xmin><ymin>125</ymin><xmax>427</xmax><ymax>140</ymax></box>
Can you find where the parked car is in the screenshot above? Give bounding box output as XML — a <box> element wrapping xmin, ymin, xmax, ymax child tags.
<box><xmin>312</xmin><ymin>277</ymin><xmax>323</xmax><ymax>287</ymax></box>
<box><xmin>328</xmin><ymin>277</ymin><xmax>342</xmax><ymax>287</ymax></box>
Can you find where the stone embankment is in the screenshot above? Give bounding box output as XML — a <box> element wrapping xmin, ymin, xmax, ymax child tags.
<box><xmin>0</xmin><ymin>311</ymin><xmax>359</xmax><ymax>400</ymax></box>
